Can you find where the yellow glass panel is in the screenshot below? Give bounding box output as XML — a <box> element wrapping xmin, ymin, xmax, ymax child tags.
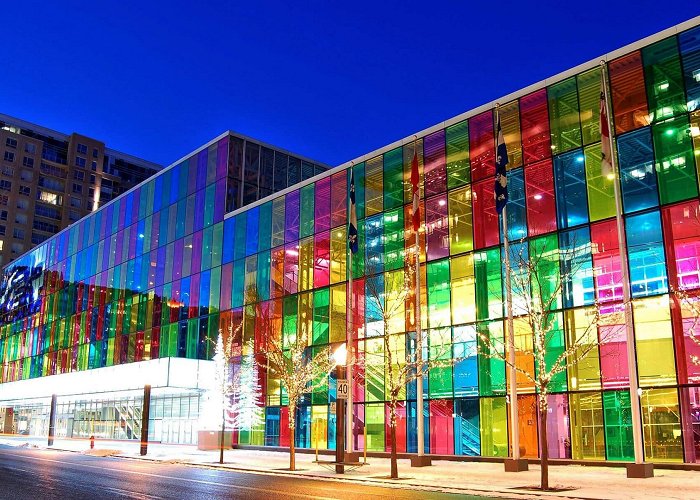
<box><xmin>298</xmin><ymin>292</ymin><xmax>313</xmax><ymax>346</ymax></box>
<box><xmin>633</xmin><ymin>295</ymin><xmax>677</xmax><ymax>386</ymax></box>
<box><xmin>448</xmin><ymin>186</ymin><xmax>473</xmax><ymax>255</ymax></box>
<box><xmin>565</xmin><ymin>307</ymin><xmax>602</xmax><ymax>391</ymax></box>
<box><xmin>451</xmin><ymin>254</ymin><xmax>476</xmax><ymax>325</ymax></box>
<box><xmin>513</xmin><ymin>317</ymin><xmax>535</xmax><ymax>392</ymax></box>
<box><xmin>569</xmin><ymin>392</ymin><xmax>606</xmax><ymax>460</ymax></box>
<box><xmin>330</xmin><ymin>227</ymin><xmax>347</xmax><ymax>284</ymax></box>
<box><xmin>267</xmin><ymin>374</ymin><xmax>281</xmax><ymax>406</ymax></box>
<box><xmin>298</xmin><ymin>237</ymin><xmax>314</xmax><ymax>292</ymax></box>
<box><xmin>584</xmin><ymin>143</ymin><xmax>615</xmax><ymax>222</ymax></box>
<box><xmin>329</xmin><ymin>283</ymin><xmax>346</xmax><ymax>343</ymax></box>
<box><xmin>479</xmin><ymin>397</ymin><xmax>508</xmax><ymax>457</ymax></box>
<box><xmin>640</xmin><ymin>388</ymin><xmax>682</xmax><ymax>462</ymax></box>
<box><xmin>311</xmin><ymin>405</ymin><xmax>328</xmax><ymax>450</ymax></box>
<box><xmin>385</xmin><ymin>269</ymin><xmax>406</xmax><ymax>334</ymax></box>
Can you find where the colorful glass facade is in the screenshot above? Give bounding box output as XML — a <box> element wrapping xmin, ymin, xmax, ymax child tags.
<box><xmin>2</xmin><ymin>20</ymin><xmax>700</xmax><ymax>462</ymax></box>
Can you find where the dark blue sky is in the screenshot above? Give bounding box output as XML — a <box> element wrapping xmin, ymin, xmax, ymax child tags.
<box><xmin>2</xmin><ymin>1</ymin><xmax>698</xmax><ymax>168</ymax></box>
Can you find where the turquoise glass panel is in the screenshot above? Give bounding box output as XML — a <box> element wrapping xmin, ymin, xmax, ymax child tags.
<box><xmin>554</xmin><ymin>150</ymin><xmax>588</xmax><ymax>229</ymax></box>
<box><xmin>625</xmin><ymin>210</ymin><xmax>668</xmax><ymax>297</ymax></box>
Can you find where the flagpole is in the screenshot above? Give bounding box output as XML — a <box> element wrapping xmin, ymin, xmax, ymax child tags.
<box><xmin>497</xmin><ymin>105</ymin><xmax>522</xmax><ymax>472</ymax></box>
<box><xmin>346</xmin><ymin>164</ymin><xmax>355</xmax><ymax>459</ymax></box>
<box><xmin>600</xmin><ymin>61</ymin><xmax>652</xmax><ymax>478</ymax></box>
<box><xmin>409</xmin><ymin>137</ymin><xmax>430</xmax><ymax>467</ymax></box>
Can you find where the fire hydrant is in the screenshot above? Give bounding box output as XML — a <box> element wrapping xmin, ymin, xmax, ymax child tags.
<box><xmin>89</xmin><ymin>435</ymin><xmax>95</xmax><ymax>449</ymax></box>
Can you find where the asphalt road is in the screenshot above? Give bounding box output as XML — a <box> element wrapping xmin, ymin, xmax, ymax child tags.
<box><xmin>0</xmin><ymin>445</ymin><xmax>487</xmax><ymax>500</ymax></box>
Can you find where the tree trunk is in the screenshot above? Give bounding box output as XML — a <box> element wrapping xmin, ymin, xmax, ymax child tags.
<box><xmin>389</xmin><ymin>401</ymin><xmax>398</xmax><ymax>479</ymax></box>
<box><xmin>539</xmin><ymin>394</ymin><xmax>549</xmax><ymax>491</ymax></box>
<box><xmin>290</xmin><ymin>426</ymin><xmax>296</xmax><ymax>471</ymax></box>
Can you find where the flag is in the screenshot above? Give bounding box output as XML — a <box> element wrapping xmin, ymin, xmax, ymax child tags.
<box><xmin>348</xmin><ymin>168</ymin><xmax>358</xmax><ymax>254</ymax></box>
<box><xmin>494</xmin><ymin>115</ymin><xmax>509</xmax><ymax>214</ymax></box>
<box><xmin>600</xmin><ymin>71</ymin><xmax>613</xmax><ymax>179</ymax></box>
<box><xmin>411</xmin><ymin>149</ymin><xmax>420</xmax><ymax>231</ymax></box>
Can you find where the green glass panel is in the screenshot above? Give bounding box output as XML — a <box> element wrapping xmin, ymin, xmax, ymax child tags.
<box><xmin>542</xmin><ymin>313</ymin><xmax>567</xmax><ymax>392</ymax></box>
<box><xmin>603</xmin><ymin>390</ymin><xmax>634</xmax><ymax>461</ymax></box>
<box><xmin>271</xmin><ymin>197</ymin><xmax>285</xmax><ymax>248</ymax></box>
<box><xmin>209</xmin><ymin>267</ymin><xmax>222</xmax><ymax>314</ymax></box>
<box><xmin>474</xmin><ymin>248</ymin><xmax>502</xmax><ymax>321</ymax></box>
<box><xmin>283</xmin><ymin>295</ymin><xmax>298</xmax><ymax>348</ymax></box>
<box><xmin>584</xmin><ymin>143</ymin><xmax>615</xmax><ymax>221</ymax></box>
<box><xmin>577</xmin><ymin>67</ymin><xmax>602</xmax><ymax>146</ymax></box>
<box><xmin>299</xmin><ymin>184</ymin><xmax>315</xmax><ymax>238</ymax></box>
<box><xmin>383</xmin><ymin>147</ymin><xmax>404</xmax><ymax>210</ymax></box>
<box><xmin>478</xmin><ymin>320</ymin><xmax>505</xmax><ymax>396</ymax></box>
<box><xmin>446</xmin><ymin>120</ymin><xmax>470</xmax><ymax>188</ymax></box>
<box><xmin>186</xmin><ymin>318</ymin><xmax>198</xmax><ymax>358</ymax></box>
<box><xmin>428</xmin><ymin>328</ymin><xmax>452</xmax><ymax>398</ymax></box>
<box><xmin>643</xmin><ymin>36</ymin><xmax>686</xmax><ymax>123</ymax></box>
<box><xmin>548</xmin><ymin>77</ymin><xmax>582</xmax><ymax>154</ymax></box>
<box><xmin>448</xmin><ymin>186</ymin><xmax>473</xmax><ymax>254</ymax></box>
<box><xmin>366</xmin><ymin>403</ymin><xmax>385</xmax><ymax>452</ymax></box>
<box><xmin>313</xmin><ymin>288</ymin><xmax>329</xmax><ymax>345</ymax></box>
<box><xmin>427</xmin><ymin>259</ymin><xmax>450</xmax><ymax>329</ymax></box>
<box><xmin>652</xmin><ymin>115</ymin><xmax>698</xmax><ymax>204</ymax></box>
<box><xmin>479</xmin><ymin>397</ymin><xmax>507</xmax><ymax>457</ymax></box>
<box><xmin>383</xmin><ymin>209</ymin><xmax>404</xmax><ymax>271</ymax></box>
<box><xmin>201</xmin><ymin>226</ymin><xmax>213</xmax><ymax>271</ymax></box>
<box><xmin>258</xmin><ymin>201</ymin><xmax>272</xmax><ymax>251</ymax></box>
<box><xmin>204</xmin><ymin>183</ymin><xmax>215</xmax><ymax>228</ymax></box>
<box><xmin>530</xmin><ymin>234</ymin><xmax>561</xmax><ymax>311</ymax></box>
<box><xmin>232</xmin><ymin>259</ymin><xmax>245</xmax><ymax>308</ymax></box>
<box><xmin>256</xmin><ymin>250</ymin><xmax>271</xmax><ymax>302</ymax></box>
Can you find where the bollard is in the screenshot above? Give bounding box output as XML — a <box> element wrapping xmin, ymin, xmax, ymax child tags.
<box><xmin>90</xmin><ymin>435</ymin><xmax>95</xmax><ymax>449</ymax></box>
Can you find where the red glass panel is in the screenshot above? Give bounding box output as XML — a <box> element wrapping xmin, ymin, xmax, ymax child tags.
<box><xmin>280</xmin><ymin>406</ymin><xmax>291</xmax><ymax>447</ymax></box>
<box><xmin>525</xmin><ymin>159</ymin><xmax>557</xmax><ymax>236</ymax></box>
<box><xmin>472</xmin><ymin>179</ymin><xmax>499</xmax><ymax>249</ymax></box>
<box><xmin>591</xmin><ymin>220</ymin><xmax>623</xmax><ymax>303</ymax></box>
<box><xmin>385</xmin><ymin>402</ymin><xmax>407</xmax><ymax>453</ymax></box>
<box><xmin>608</xmin><ymin>51</ymin><xmax>650</xmax><ymax>135</ymax></box>
<box><xmin>520</xmin><ymin>89</ymin><xmax>551</xmax><ymax>165</ymax></box>
<box><xmin>469</xmin><ymin>110</ymin><xmax>494</xmax><ymax>183</ymax></box>
<box><xmin>429</xmin><ymin>399</ymin><xmax>454</xmax><ymax>455</ymax></box>
<box><xmin>314</xmin><ymin>231</ymin><xmax>330</xmax><ymax>288</ymax></box>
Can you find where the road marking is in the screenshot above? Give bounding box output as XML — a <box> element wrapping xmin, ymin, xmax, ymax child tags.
<box><xmin>8</xmin><ymin>453</ymin><xmax>336</xmax><ymax>500</ymax></box>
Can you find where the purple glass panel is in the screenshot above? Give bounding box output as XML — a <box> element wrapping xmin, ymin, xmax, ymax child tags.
<box><xmin>151</xmin><ymin>212</ymin><xmax>161</xmax><ymax>251</ymax></box>
<box><xmin>173</xmin><ymin>239</ymin><xmax>184</xmax><ymax>281</ymax></box>
<box><xmin>191</xmin><ymin>230</ymin><xmax>203</xmax><ymax>274</ymax></box>
<box><xmin>424</xmin><ymin>130</ymin><xmax>446</xmax><ymax>196</ymax></box>
<box><xmin>545</xmin><ymin>394</ymin><xmax>571</xmax><ymax>458</ymax></box>
<box><xmin>425</xmin><ymin>194</ymin><xmax>449</xmax><ymax>261</ymax></box>
<box><xmin>194</xmin><ymin>189</ymin><xmax>205</xmax><ymax>232</ymax></box>
<box><xmin>197</xmin><ymin>150</ymin><xmax>208</xmax><ymax>192</ymax></box>
<box><xmin>285</xmin><ymin>190</ymin><xmax>300</xmax><ymax>243</ymax></box>
<box><xmin>217</xmin><ymin>139</ymin><xmax>228</xmax><ymax>180</ymax></box>
<box><xmin>315</xmin><ymin>177</ymin><xmax>331</xmax><ymax>232</ymax></box>
<box><xmin>599</xmin><ymin>303</ymin><xmax>629</xmax><ymax>389</ymax></box>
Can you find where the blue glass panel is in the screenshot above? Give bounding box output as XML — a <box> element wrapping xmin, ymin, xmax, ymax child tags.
<box><xmin>245</xmin><ymin>207</ymin><xmax>259</xmax><ymax>256</ymax></box>
<box><xmin>559</xmin><ymin>227</ymin><xmax>595</xmax><ymax>307</ymax></box>
<box><xmin>258</xmin><ymin>202</ymin><xmax>272</xmax><ymax>251</ymax></box>
<box><xmin>453</xmin><ymin>326</ymin><xmax>478</xmax><ymax>397</ymax></box>
<box><xmin>365</xmin><ymin>214</ymin><xmax>384</xmax><ymax>274</ymax></box>
<box><xmin>679</xmin><ymin>25</ymin><xmax>700</xmax><ymax>112</ymax></box>
<box><xmin>617</xmin><ymin>128</ymin><xmax>659</xmax><ymax>213</ymax></box>
<box><xmin>500</xmin><ymin>168</ymin><xmax>527</xmax><ymax>242</ymax></box>
<box><xmin>265</xmin><ymin>407</ymin><xmax>281</xmax><ymax>446</ymax></box>
<box><xmin>222</xmin><ymin>218</ymin><xmax>235</xmax><ymax>264</ymax></box>
<box><xmin>626</xmin><ymin>211</ymin><xmax>668</xmax><ymax>297</ymax></box>
<box><xmin>233</xmin><ymin>215</ymin><xmax>247</xmax><ymax>262</ymax></box>
<box><xmin>454</xmin><ymin>398</ymin><xmax>480</xmax><ymax>455</ymax></box>
<box><xmin>554</xmin><ymin>150</ymin><xmax>589</xmax><ymax>228</ymax></box>
<box><xmin>295</xmin><ymin>406</ymin><xmax>312</xmax><ymax>449</ymax></box>
<box><xmin>406</xmin><ymin>401</ymin><xmax>429</xmax><ymax>453</ymax></box>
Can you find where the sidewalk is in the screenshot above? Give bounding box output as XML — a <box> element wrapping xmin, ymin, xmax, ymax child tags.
<box><xmin>1</xmin><ymin>436</ymin><xmax>696</xmax><ymax>499</ymax></box>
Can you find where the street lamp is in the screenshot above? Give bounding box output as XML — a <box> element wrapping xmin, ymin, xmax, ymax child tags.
<box><xmin>333</xmin><ymin>343</ymin><xmax>348</xmax><ymax>474</ymax></box>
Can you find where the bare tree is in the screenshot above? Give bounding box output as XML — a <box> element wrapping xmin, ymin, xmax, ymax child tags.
<box><xmin>478</xmin><ymin>237</ymin><xmax>617</xmax><ymax>491</ymax></box>
<box><xmin>256</xmin><ymin>311</ymin><xmax>336</xmax><ymax>471</ymax></box>
<box><xmin>363</xmin><ymin>253</ymin><xmax>459</xmax><ymax>479</ymax></box>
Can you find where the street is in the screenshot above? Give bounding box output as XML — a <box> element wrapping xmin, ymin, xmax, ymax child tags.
<box><xmin>0</xmin><ymin>445</ymin><xmax>485</xmax><ymax>500</ymax></box>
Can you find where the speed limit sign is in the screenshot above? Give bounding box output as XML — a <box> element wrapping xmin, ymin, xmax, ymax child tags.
<box><xmin>337</xmin><ymin>379</ymin><xmax>349</xmax><ymax>399</ymax></box>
